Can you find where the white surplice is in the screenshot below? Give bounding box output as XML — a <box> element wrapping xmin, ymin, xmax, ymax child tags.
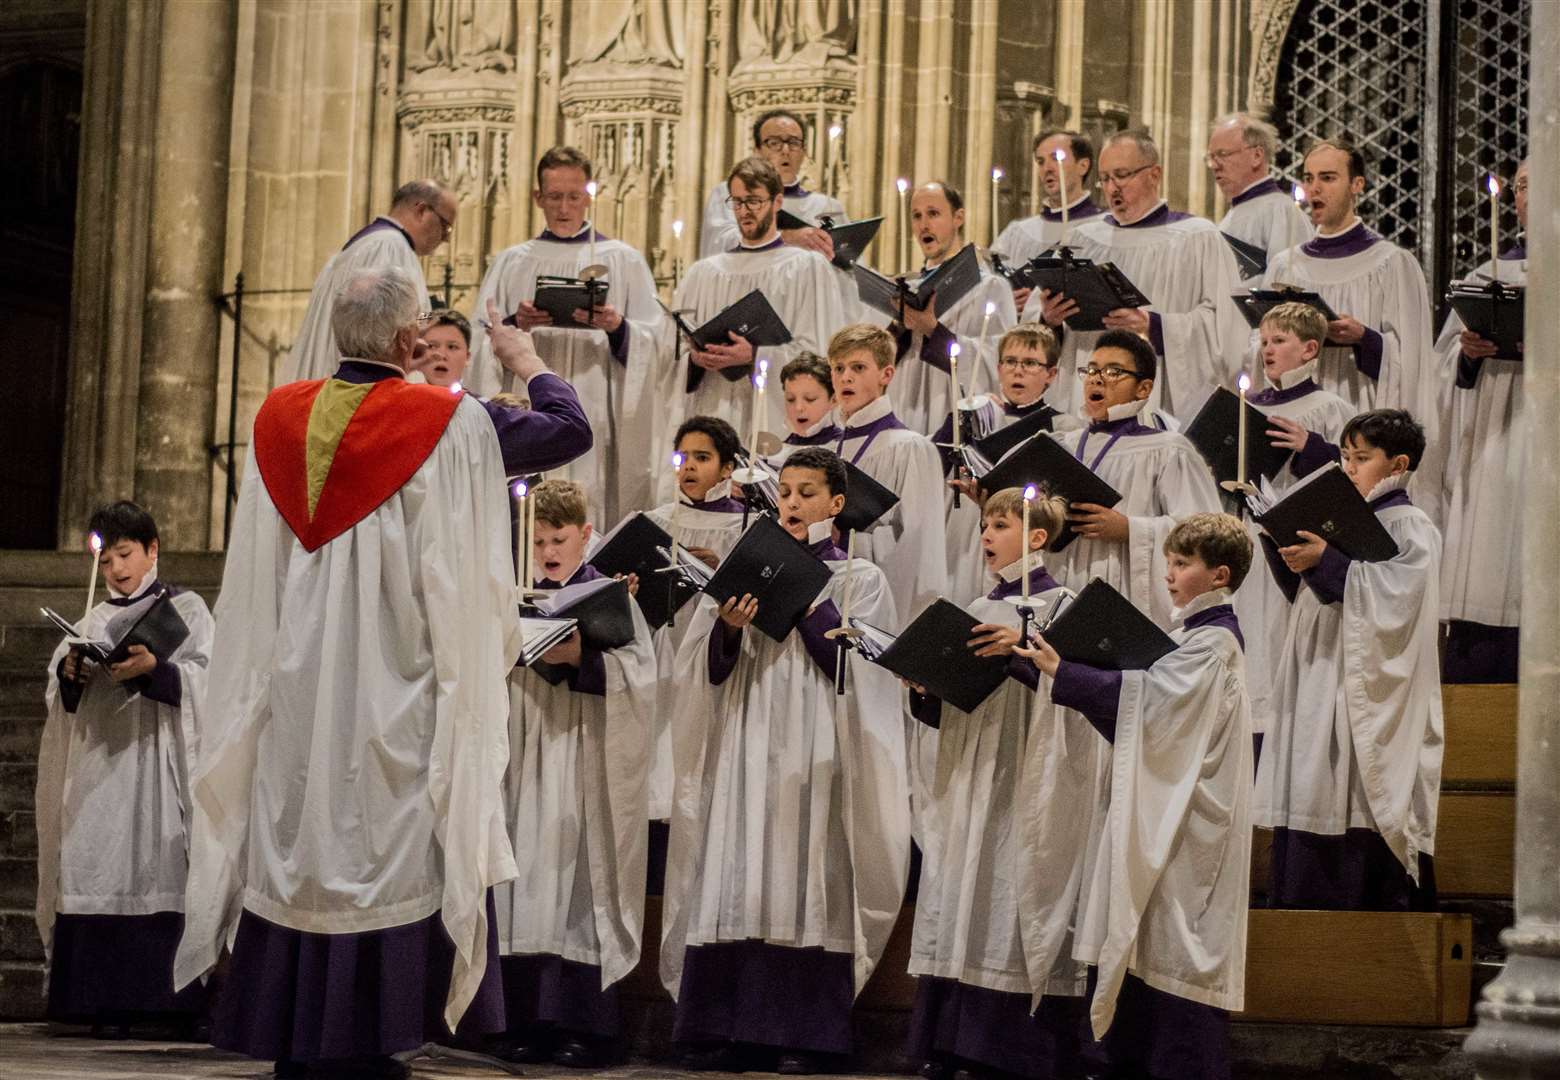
<box><xmin>285</xmin><ymin>221</ymin><xmax>430</xmax><ymax>383</ymax></box>
<box><xmin>174</xmin><ymin>394</ymin><xmax>523</xmax><ymax>1029</ymax></box>
<box><xmin>831</xmin><ymin>394</ymin><xmax>949</xmax><ymax>623</ymax></box>
<box><xmin>910</xmin><ymin>580</ymin><xmax>1095</xmax><ymax>998</ymax></box>
<box><xmin>1068</xmin><ymin>590</ymin><xmax>1252</xmax><ymax>1037</ymax></box>
<box><xmin>660</xmin><ymin>555</ymin><xmax>910</xmax><ymax>997</ymax></box>
<box><xmin>1026</xmin><ymin>205</ymin><xmax>1247</xmax><ymax>418</ymax></box>
<box><xmin>992</xmin><ymin>197</ymin><xmax>1108</xmax><ymax>265</ymax></box>
<box><xmin>1255</xmin><ymin>474</ymin><xmax>1444</xmax><ymax>879</ymax></box>
<box><xmin>1053</xmin><ymin>401</ymin><xmax>1223</xmax><ymax>627</ymax></box>
<box><xmin>495</xmin><ymin>573</ymin><xmax>656</xmax><ymax>989</ymax></box>
<box><xmin>1436</xmin><ymin>252</ymin><xmax>1527</xmax><ymax>627</ymax></box>
<box><xmin>466</xmin><ymin>232</ymin><xmax>667</xmax><ymax>523</ymax></box>
<box><xmin>35</xmin><ymin>583</ymin><xmax>213</xmax><ymax>961</ymax></box>
<box><xmin>1218</xmin><ymin>180</ymin><xmax>1313</xmax><ymax>285</ymax></box>
<box><xmin>699</xmin><ymin>182</ymin><xmax>847</xmax><ymax>259</ymax></box>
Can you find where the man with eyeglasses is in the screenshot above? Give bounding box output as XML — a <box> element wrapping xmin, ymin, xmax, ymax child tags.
<box><xmin>663</xmin><ymin>157</ymin><xmax>850</xmax><ymax>492</ymax></box>
<box><xmin>698</xmin><ymin>109</ymin><xmax>846</xmax><ymax>261</ymax></box>
<box><xmin>1207</xmin><ymin>113</ymin><xmax>1312</xmax><ymax>284</ymax></box>
<box><xmin>465</xmin><ymin>146</ymin><xmax>665</xmax><ymax>523</ymax></box>
<box><xmin>285</xmin><ymin>178</ymin><xmax>457</xmax><ymax>382</ymax></box>
<box><xmin>1435</xmin><ymin>157</ymin><xmax>1528</xmax><ymax>683</ymax></box>
<box><xmin>992</xmin><ymin>129</ymin><xmax>1106</xmax><ymax>310</ymax></box>
<box><xmin>1022</xmin><ymin>130</ymin><xmax>1246</xmax><ymax>423</ymax></box>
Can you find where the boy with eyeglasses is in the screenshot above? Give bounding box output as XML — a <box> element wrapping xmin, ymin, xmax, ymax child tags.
<box><xmin>1051</xmin><ymin>330</ymin><xmax>1221</xmax><ymax>627</ymax></box>
<box><xmin>699</xmin><ymin>108</ymin><xmax>847</xmax><ymax>261</ymax></box>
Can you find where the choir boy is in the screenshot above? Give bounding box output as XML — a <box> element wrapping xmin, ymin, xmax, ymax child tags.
<box><xmin>887</xmin><ymin>181</ymin><xmax>1017</xmax><ymax>434</ymax></box>
<box><xmin>1256</xmin><ymin>409</ymin><xmax>1443</xmax><ymax>910</ymax></box>
<box><xmin>1207</xmin><ymin>113</ymin><xmax>1312</xmax><ymax>283</ymax></box>
<box><xmin>993</xmin><ymin>129</ymin><xmax>1105</xmax><ymax>312</ymax></box>
<box><xmin>1025</xmin><ymin>129</ymin><xmax>1246</xmax><ymax>417</ymax></box>
<box><xmin>491</xmin><ymin>480</ymin><xmax>656</xmax><ymax>1067</ymax></box>
<box><xmin>1023</xmin><ymin>512</ymin><xmax>1255</xmax><ymax>1080</ymax></box>
<box><xmin>905</xmin><ymin>488</ymin><xmax>1093</xmax><ymax>1080</ymax></box>
<box><xmin>661</xmin><ymin>447</ymin><xmax>910</xmax><ymax>1074</ymax></box>
<box><xmin>37</xmin><ymin>501</ymin><xmax>213</xmax><ymax>1034</ymax></box>
<box><xmin>664</xmin><ymin>156</ymin><xmax>850</xmax><ymax>474</ymax></box>
<box><xmin>1054</xmin><ymin>331</ymin><xmax>1222</xmax><ymax>627</ymax></box>
<box><xmin>467</xmin><ymin>146</ymin><xmax>666</xmax><ymax>522</ymax></box>
<box><xmin>777</xmin><ymin>352</ymin><xmax>842</xmax><ymax>450</ymax></box>
<box><xmin>1437</xmin><ymin>157</ymin><xmax>1528</xmax><ymax>682</ymax></box>
<box><xmin>1235</xmin><ymin>301</ymin><xmax>1355</xmax><ymax>737</ymax></box>
<box><xmin>700</xmin><ymin>108</ymin><xmax>846</xmax><ymax>261</ymax></box>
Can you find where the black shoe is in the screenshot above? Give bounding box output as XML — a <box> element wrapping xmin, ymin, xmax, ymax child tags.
<box><xmin>777</xmin><ymin>1051</ymin><xmax>823</xmax><ymax>1075</ymax></box>
<box><xmin>487</xmin><ymin>1037</ymin><xmax>552</xmax><ymax>1064</ymax></box>
<box><xmin>680</xmin><ymin>1042</ymin><xmax>746</xmax><ymax>1071</ymax></box>
<box><xmin>554</xmin><ymin>1035</ymin><xmax>609</xmax><ymax>1069</ymax></box>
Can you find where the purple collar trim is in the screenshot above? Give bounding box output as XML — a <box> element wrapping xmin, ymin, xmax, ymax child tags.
<box><xmin>1302</xmin><ymin>221</ymin><xmax>1379</xmax><ymax>259</ymax></box>
<box><xmin>1248</xmin><ymin>378</ymin><xmax>1317</xmax><ymax>406</ymax></box>
<box><xmin>534</xmin><ymin>563</ymin><xmax>605</xmax><ymax>590</ymax></box>
<box><xmin>1040</xmin><ymin>199</ymin><xmax>1105</xmax><ymax>223</ymax></box>
<box><xmin>1086</xmin><ymin>415</ymin><xmax>1153</xmax><ymax>436</ymax></box>
<box><xmin>730</xmin><ymin>235</ymin><xmax>785</xmax><ymax>254</ymax></box>
<box><xmin>783</xmin><ymin>184</ymin><xmax>809</xmax><ymax>199</ymax></box>
<box><xmin>332</xmin><ymin>360</ymin><xmax>404</xmax><ymax>385</ymax></box>
<box><xmin>685</xmin><ymin>495</ymin><xmax>746</xmax><ymax>514</ymax></box>
<box><xmin>1231</xmin><ymin>178</ymin><xmax>1282</xmax><ymax>207</ymax></box>
<box><xmin>107</xmin><ymin>581</ymin><xmax>163</xmax><ymax>607</ymax></box>
<box><xmin>1370</xmin><ymin>489</ymin><xmax>1412</xmax><ymax>512</ymax></box>
<box><xmin>989</xmin><ymin>567</ymin><xmax>1060</xmax><ymax>601</ymax></box>
<box><xmin>343</xmin><ymin>217</ymin><xmax>415</xmax><ymax>253</ymax></box>
<box><xmin>836</xmin><ymin>410</ymin><xmax>907</xmax><ymax>463</ymax></box>
<box><xmin>1005</xmin><ymin>398</ymin><xmax>1057</xmax><ymax>419</ymax></box>
<box><xmin>1106</xmin><ymin>203</ymin><xmax>1191</xmax><ymax>229</ymax></box>
<box><xmin>539</xmin><ymin>226</ymin><xmax>609</xmax><ymax>245</ymax></box>
<box><xmin>810</xmin><ymin>537</ymin><xmax>847</xmax><ymax>560</ymax></box>
<box><xmin>1184</xmin><ymin>603</ymin><xmax>1243</xmax><ymax>650</ymax></box>
<box><xmin>786</xmin><ymin>424</ymin><xmax>843</xmax><ymax>446</ymax></box>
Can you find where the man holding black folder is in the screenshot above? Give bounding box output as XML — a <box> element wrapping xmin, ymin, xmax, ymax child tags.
<box><xmin>1207</xmin><ymin>113</ymin><xmax>1312</xmax><ymax>285</ymax></box>
<box><xmin>467</xmin><ymin>146</ymin><xmax>666</xmax><ymax>523</ymax></box>
<box><xmin>698</xmin><ymin>109</ymin><xmax>845</xmax><ymax>261</ymax></box>
<box><xmin>666</xmin><ymin>156</ymin><xmax>850</xmax><ymax>453</ymax></box>
<box><xmin>1436</xmin><ymin>157</ymin><xmax>1527</xmax><ymax>682</ymax></box>
<box><xmin>993</xmin><ymin>130</ymin><xmax>1105</xmax><ymax>309</ymax></box>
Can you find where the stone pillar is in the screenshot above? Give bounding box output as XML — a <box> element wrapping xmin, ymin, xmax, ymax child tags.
<box><xmin>1463</xmin><ymin>0</ymin><xmax>1560</xmax><ymax>1073</ymax></box>
<box><xmin>133</xmin><ymin>0</ymin><xmax>235</xmax><ymax>548</ymax></box>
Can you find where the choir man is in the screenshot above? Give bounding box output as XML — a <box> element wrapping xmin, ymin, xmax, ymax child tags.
<box><xmin>993</xmin><ymin>129</ymin><xmax>1105</xmax><ymax>311</ymax></box>
<box><xmin>1207</xmin><ymin>112</ymin><xmax>1313</xmax><ymax>283</ymax></box>
<box><xmin>700</xmin><ymin>108</ymin><xmax>846</xmax><ymax>261</ymax></box>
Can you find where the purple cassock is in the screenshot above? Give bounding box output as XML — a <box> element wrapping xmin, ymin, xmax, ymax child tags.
<box><xmin>1050</xmin><ymin>602</ymin><xmax>1245</xmax><ymax>1080</ymax></box>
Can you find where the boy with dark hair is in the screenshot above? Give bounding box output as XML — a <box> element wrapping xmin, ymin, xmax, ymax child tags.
<box><xmin>662</xmin><ymin>447</ymin><xmax>909</xmax><ymax>1075</ymax></box>
<box><xmin>36</xmin><ymin>500</ymin><xmax>214</xmax><ymax>1034</ymax></box>
<box><xmin>1022</xmin><ymin>511</ymin><xmax>1255</xmax><ymax>1080</ymax></box>
<box><xmin>420</xmin><ymin>310</ymin><xmax>472</xmax><ymax>388</ymax></box>
<box><xmin>492</xmin><ymin>479</ymin><xmax>656</xmax><ymax>1068</ymax></box>
<box><xmin>775</xmin><ymin>352</ymin><xmax>840</xmax><ymax>449</ymax></box>
<box><xmin>699</xmin><ymin>109</ymin><xmax>847</xmax><ymax>260</ymax></box>
<box><xmin>1257</xmin><ymin>408</ymin><xmax>1444</xmax><ymax>911</ymax></box>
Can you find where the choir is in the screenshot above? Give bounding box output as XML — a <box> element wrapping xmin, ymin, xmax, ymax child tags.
<box><xmin>34</xmin><ymin>110</ymin><xmax>1526</xmax><ymax>1080</ymax></box>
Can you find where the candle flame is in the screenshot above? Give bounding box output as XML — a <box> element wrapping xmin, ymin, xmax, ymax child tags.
<box><xmin>754</xmin><ymin>374</ymin><xmax>767</xmax><ymax>392</ymax></box>
<box><xmin>1053</xmin><ymin>148</ymin><xmax>1066</xmax><ymax>163</ymax></box>
<box><xmin>759</xmin><ymin>358</ymin><xmax>770</xmax><ymax>375</ymax></box>
<box><xmin>1292</xmin><ymin>183</ymin><xmax>1305</xmax><ymax>205</ymax></box>
<box><xmin>88</xmin><ymin>531</ymin><xmax>102</xmax><ymax>553</ymax></box>
<box><xmin>984</xmin><ymin>300</ymin><xmax>996</xmax><ymax>317</ymax></box>
<box><xmin>672</xmin><ymin>219</ymin><xmax>684</xmax><ymax>239</ymax></box>
<box><xmin>828</xmin><ymin>124</ymin><xmax>842</xmax><ymax>140</ymax></box>
<box><xmin>586</xmin><ymin>180</ymin><xmax>599</xmax><ymax>197</ymax></box>
<box><xmin>949</xmin><ymin>341</ymin><xmax>961</xmax><ymax>359</ymax></box>
<box><xmin>1022</xmin><ymin>483</ymin><xmax>1038</xmax><ymax>501</ymax></box>
<box><xmin>449</xmin><ymin>380</ymin><xmax>462</xmax><ymax>395</ymax></box>
<box><xmin>1487</xmin><ymin>173</ymin><xmax>1500</xmax><ymax>196</ymax></box>
<box><xmin>1238</xmin><ymin>372</ymin><xmax>1251</xmax><ymax>393</ymax></box>
<box><xmin>992</xmin><ymin>167</ymin><xmax>1004</xmax><ymax>181</ymax></box>
<box><xmin>671</xmin><ymin>452</ymin><xmax>684</xmax><ymax>469</ymax></box>
<box><xmin>513</xmin><ymin>480</ymin><xmax>528</xmax><ymax>499</ymax></box>
<box><xmin>896</xmin><ymin>177</ymin><xmax>909</xmax><ymax>194</ymax></box>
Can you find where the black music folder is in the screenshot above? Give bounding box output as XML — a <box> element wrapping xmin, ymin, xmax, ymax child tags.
<box><xmin>976</xmin><ymin>434</ymin><xmax>1122</xmax><ymax>550</ymax></box>
<box><xmin>529</xmin><ymin>275</ymin><xmax>609</xmax><ymax>329</ymax></box>
<box><xmin>835</xmin><ymin>460</ymin><xmax>900</xmax><ymax>534</ymax></box>
<box><xmin>661</xmin><ymin>290</ymin><xmax>795</xmax><ymax>387</ymax></box>
<box><xmin>853</xmin><ymin>242</ymin><xmax>981</xmax><ymax>320</ymax></box>
<box><xmin>1022</xmin><ymin>254</ymin><xmax>1151</xmax><ymax>331</ymax></box>
<box><xmin>701</xmin><ymin>514</ymin><xmax>833</xmax><ymax>642</ymax></box>
<box><xmin>1448</xmin><ymin>280</ymin><xmax>1524</xmax><ymax>360</ymax></box>
<box><xmin>526</xmin><ymin>577</ymin><xmax>638</xmax><ymax>652</ymax></box>
<box><xmin>516</xmin><ymin>617</ymin><xmax>579</xmax><ymax>668</ymax></box>
<box><xmin>1247</xmin><ymin>463</ymin><xmax>1399</xmax><ymax>562</ymax></box>
<box><xmin>1232</xmin><ymin>286</ymin><xmax>1340</xmax><ymax>328</ymax></box>
<box><xmin>588</xmin><ymin>513</ymin><xmax>701</xmax><ymax>631</ymax></box>
<box><xmin>1222</xmin><ymin>232</ymin><xmax>1268</xmax><ymax>279</ymax></box>
<box><xmin>776</xmin><ymin>211</ymin><xmax>885</xmax><ymax>270</ymax></box>
<box><xmin>1184</xmin><ymin>385</ymin><xmax>1293</xmax><ymax>487</ymax></box>
<box><xmin>858</xmin><ymin>599</ymin><xmax>1011</xmax><ymax>714</ymax></box>
<box><xmin>42</xmin><ymin>591</ymin><xmax>191</xmax><ymax>666</ymax></box>
<box><xmin>1040</xmin><ymin>578</ymin><xmax>1176</xmax><ymax>671</ymax></box>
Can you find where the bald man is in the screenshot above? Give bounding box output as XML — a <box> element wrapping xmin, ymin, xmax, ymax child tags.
<box><xmin>285</xmin><ymin>178</ymin><xmax>457</xmax><ymax>383</ymax></box>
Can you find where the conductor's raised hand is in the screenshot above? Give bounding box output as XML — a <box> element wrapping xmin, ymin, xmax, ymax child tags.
<box><xmin>1013</xmin><ymin>634</ymin><xmax>1062</xmax><ymax>677</ymax></box>
<box><xmin>969</xmin><ymin>622</ymin><xmax>1021</xmax><ymax>658</ymax></box>
<box><xmin>1067</xmin><ymin>502</ymin><xmax>1128</xmax><ymax>543</ymax></box>
<box><xmin>718</xmin><ymin>593</ymin><xmax>760</xmax><ymax>630</ymax></box>
<box><xmin>485</xmin><ymin>299</ymin><xmax>547</xmax><ymax>382</ymax></box>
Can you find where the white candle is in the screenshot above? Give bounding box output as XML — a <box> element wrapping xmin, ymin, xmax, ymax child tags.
<box><xmin>512</xmin><ymin>481</ymin><xmax>528</xmax><ymax>593</ymax></box>
<box><xmin>840</xmin><ymin>529</ymin><xmax>857</xmax><ymax>624</ymax></box>
<box><xmin>1021</xmin><ymin>484</ymin><xmax>1037</xmax><ymax>603</ymax></box>
<box><xmin>1235</xmin><ymin>372</ymin><xmax>1252</xmax><ymax>486</ymax></box>
<box><xmin>897</xmin><ymin>177</ymin><xmax>910</xmax><ymax>272</ymax></box>
<box><xmin>828</xmin><ymin>123</ymin><xmax>843</xmax><ymax>196</ymax></box>
<box><xmin>83</xmin><ymin>532</ymin><xmax>102</xmax><ymax>622</ymax></box>
<box><xmin>990</xmin><ymin>167</ymin><xmax>1004</xmax><ymax>248</ymax></box>
<box><xmin>586</xmin><ymin>180</ymin><xmax>599</xmax><ymax>269</ymax></box>
<box><xmin>526</xmin><ymin>479</ymin><xmax>538</xmax><ymax>591</ymax></box>
<box><xmin>747</xmin><ymin>360</ymin><xmax>769</xmax><ymax>460</ymax></box>
<box><xmin>978</xmin><ymin>299</ymin><xmax>995</xmax><ymax>351</ymax></box>
<box><xmin>1054</xmin><ymin>148</ymin><xmax>1069</xmax><ymax>247</ymax></box>
<box><xmin>1487</xmin><ymin>174</ymin><xmax>1501</xmax><ymax>281</ymax></box>
<box><xmin>668</xmin><ymin>452</ymin><xmax>685</xmax><ymax>560</ymax></box>
<box><xmin>671</xmin><ymin>218</ymin><xmax>684</xmax><ymax>289</ymax></box>
<box><xmin>948</xmin><ymin>341</ymin><xmax>962</xmax><ymax>450</ymax></box>
<box><xmin>1289</xmin><ymin>183</ymin><xmax>1305</xmax><ymax>258</ymax></box>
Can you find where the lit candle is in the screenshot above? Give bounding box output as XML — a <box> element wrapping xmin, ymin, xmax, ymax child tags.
<box><xmin>1021</xmin><ymin>484</ymin><xmax>1037</xmax><ymax>603</ymax></box>
<box><xmin>83</xmin><ymin>532</ymin><xmax>103</xmax><ymax>622</ymax></box>
<box><xmin>978</xmin><ymin>299</ymin><xmax>995</xmax><ymax>352</ymax></box>
<box><xmin>525</xmin><ymin>478</ymin><xmax>538</xmax><ymax>593</ymax></box>
<box><xmin>991</xmin><ymin>167</ymin><xmax>1004</xmax><ymax>248</ymax></box>
<box><xmin>671</xmin><ymin>218</ymin><xmax>684</xmax><ymax>289</ymax></box>
<box><xmin>948</xmin><ymin>341</ymin><xmax>962</xmax><ymax>450</ymax></box>
<box><xmin>897</xmin><ymin>177</ymin><xmax>910</xmax><ymax>272</ymax></box>
<box><xmin>1235</xmin><ymin>372</ymin><xmax>1252</xmax><ymax>486</ymax></box>
<box><xmin>839</xmin><ymin>529</ymin><xmax>857</xmax><ymax>625</ymax></box>
<box><xmin>1288</xmin><ymin>183</ymin><xmax>1305</xmax><ymax>261</ymax></box>
<box><xmin>1054</xmin><ymin>148</ymin><xmax>1069</xmax><ymax>247</ymax></box>
<box><xmin>1487</xmin><ymin>174</ymin><xmax>1501</xmax><ymax>281</ymax></box>
<box><xmin>585</xmin><ymin>180</ymin><xmax>599</xmax><ymax>270</ymax></box>
<box><xmin>668</xmin><ymin>452</ymin><xmax>685</xmax><ymax>560</ymax></box>
<box><xmin>512</xmin><ymin>481</ymin><xmax>528</xmax><ymax>595</ymax></box>
<box><xmin>747</xmin><ymin>359</ymin><xmax>769</xmax><ymax>463</ymax></box>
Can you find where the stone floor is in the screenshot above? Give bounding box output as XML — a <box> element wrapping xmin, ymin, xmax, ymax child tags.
<box><xmin>0</xmin><ymin>1024</ymin><xmax>905</xmax><ymax>1080</ymax></box>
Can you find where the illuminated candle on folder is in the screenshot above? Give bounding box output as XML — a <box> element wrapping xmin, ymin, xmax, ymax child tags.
<box><xmin>83</xmin><ymin>532</ymin><xmax>103</xmax><ymax>622</ymax></box>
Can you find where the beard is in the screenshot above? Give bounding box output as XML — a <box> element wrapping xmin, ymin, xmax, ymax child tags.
<box><xmin>739</xmin><ymin>207</ymin><xmax>775</xmax><ymax>241</ymax></box>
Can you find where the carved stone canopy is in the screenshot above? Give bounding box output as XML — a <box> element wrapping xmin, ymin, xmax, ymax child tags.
<box><xmin>727</xmin><ymin>55</ymin><xmax>857</xmax><ymax>113</ymax></box>
<box><xmin>398</xmin><ymin>85</ymin><xmax>516</xmax><ymax>130</ymax></box>
<box><xmin>559</xmin><ymin>62</ymin><xmax>686</xmax><ymax>119</ymax></box>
